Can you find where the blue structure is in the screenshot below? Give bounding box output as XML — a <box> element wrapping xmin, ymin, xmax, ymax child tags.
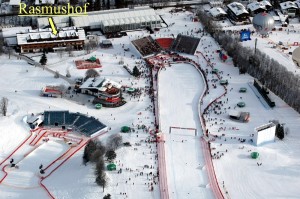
<box><xmin>240</xmin><ymin>30</ymin><xmax>251</xmax><ymax>41</ymax></box>
<box><xmin>43</xmin><ymin>111</ymin><xmax>107</xmax><ymax>137</ymax></box>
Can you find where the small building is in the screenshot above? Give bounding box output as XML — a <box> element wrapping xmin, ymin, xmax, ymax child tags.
<box><xmin>228</xmin><ymin>110</ymin><xmax>250</xmax><ymax>122</ymax></box>
<box><xmin>1</xmin><ymin>26</ymin><xmax>32</xmax><ymax>47</ymax></box>
<box><xmin>80</xmin><ymin>77</ymin><xmax>123</xmax><ymax>106</ymax></box>
<box><xmin>16</xmin><ymin>26</ymin><xmax>86</xmax><ymax>53</ymax></box>
<box><xmin>100</xmin><ymin>39</ymin><xmax>113</xmax><ymax>48</ymax></box>
<box><xmin>209</xmin><ymin>7</ymin><xmax>227</xmax><ymax>20</ymax></box>
<box><xmin>209</xmin><ymin>1</ymin><xmax>223</xmax><ymax>8</ymax></box>
<box><xmin>247</xmin><ymin>1</ymin><xmax>272</xmax><ymax>16</ymax></box>
<box><xmin>280</xmin><ymin>1</ymin><xmax>298</xmax><ymax>17</ymax></box>
<box><xmin>254</xmin><ymin>122</ymin><xmax>276</xmax><ymax>146</ymax></box>
<box><xmin>41</xmin><ymin>85</ymin><xmax>63</xmax><ymax>97</ymax></box>
<box><xmin>227</xmin><ymin>2</ymin><xmax>250</xmax><ymax>22</ymax></box>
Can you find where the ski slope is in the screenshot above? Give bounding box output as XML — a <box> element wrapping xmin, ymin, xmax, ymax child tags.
<box><xmin>158</xmin><ymin>63</ymin><xmax>214</xmax><ymax>199</ymax></box>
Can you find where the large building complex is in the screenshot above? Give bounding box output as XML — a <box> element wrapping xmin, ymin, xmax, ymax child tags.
<box><xmin>16</xmin><ymin>26</ymin><xmax>86</xmax><ymax>53</ymax></box>
<box><xmin>37</xmin><ymin>6</ymin><xmax>162</xmax><ymax>33</ymax></box>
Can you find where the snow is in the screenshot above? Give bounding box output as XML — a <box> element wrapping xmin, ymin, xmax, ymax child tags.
<box><xmin>0</xmin><ymin>6</ymin><xmax>299</xmax><ymax>199</ymax></box>
<box><xmin>227</xmin><ymin>2</ymin><xmax>249</xmax><ymax>16</ymax></box>
<box><xmin>159</xmin><ymin>63</ymin><xmax>214</xmax><ymax>199</ymax></box>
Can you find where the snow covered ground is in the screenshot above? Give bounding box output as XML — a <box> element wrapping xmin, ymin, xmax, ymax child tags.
<box><xmin>196</xmin><ymin>32</ymin><xmax>300</xmax><ymax>199</ymax></box>
<box><xmin>0</xmin><ymin>7</ymin><xmax>299</xmax><ymax>199</ymax></box>
<box><xmin>159</xmin><ymin>63</ymin><xmax>214</xmax><ymax>199</ymax></box>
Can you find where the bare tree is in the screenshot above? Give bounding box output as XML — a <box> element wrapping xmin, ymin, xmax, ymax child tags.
<box><xmin>85</xmin><ymin>69</ymin><xmax>100</xmax><ymax>79</ymax></box>
<box><xmin>0</xmin><ymin>97</ymin><xmax>8</xmax><ymax>116</ymax></box>
<box><xmin>57</xmin><ymin>50</ymin><xmax>64</xmax><ymax>58</ymax></box>
<box><xmin>84</xmin><ymin>42</ymin><xmax>92</xmax><ymax>54</ymax></box>
<box><xmin>66</xmin><ymin>44</ymin><xmax>74</xmax><ymax>57</ymax></box>
<box><xmin>107</xmin><ymin>134</ymin><xmax>123</xmax><ymax>150</ymax></box>
<box><xmin>66</xmin><ymin>69</ymin><xmax>71</xmax><ymax>78</ymax></box>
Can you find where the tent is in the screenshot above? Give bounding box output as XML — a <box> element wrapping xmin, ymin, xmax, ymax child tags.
<box><xmin>95</xmin><ymin>104</ymin><xmax>102</xmax><ymax>109</ymax></box>
<box><xmin>107</xmin><ymin>163</ymin><xmax>116</xmax><ymax>171</ymax></box>
<box><xmin>239</xmin><ymin>87</ymin><xmax>247</xmax><ymax>93</ymax></box>
<box><xmin>126</xmin><ymin>87</ymin><xmax>135</xmax><ymax>93</ymax></box>
<box><xmin>251</xmin><ymin>152</ymin><xmax>259</xmax><ymax>159</ymax></box>
<box><xmin>121</xmin><ymin>126</ymin><xmax>130</xmax><ymax>133</ymax></box>
<box><xmin>87</xmin><ymin>56</ymin><xmax>97</xmax><ymax>62</ymax></box>
<box><xmin>212</xmin><ymin>68</ymin><xmax>219</xmax><ymax>74</ymax></box>
<box><xmin>237</xmin><ymin>102</ymin><xmax>246</xmax><ymax>107</ymax></box>
<box><xmin>220</xmin><ymin>80</ymin><xmax>228</xmax><ymax>85</ymax></box>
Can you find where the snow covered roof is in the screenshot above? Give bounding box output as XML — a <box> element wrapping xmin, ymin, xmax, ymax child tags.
<box><xmin>2</xmin><ymin>26</ymin><xmax>32</xmax><ymax>38</ymax></box>
<box><xmin>255</xmin><ymin>122</ymin><xmax>276</xmax><ymax>132</ymax></box>
<box><xmin>16</xmin><ymin>27</ymin><xmax>85</xmax><ymax>45</ymax></box>
<box><xmin>280</xmin><ymin>1</ymin><xmax>298</xmax><ymax>10</ymax></box>
<box><xmin>209</xmin><ymin>7</ymin><xmax>227</xmax><ymax>17</ymax></box>
<box><xmin>37</xmin><ymin>16</ymin><xmax>70</xmax><ymax>28</ymax></box>
<box><xmin>227</xmin><ymin>2</ymin><xmax>249</xmax><ymax>16</ymax></box>
<box><xmin>209</xmin><ymin>1</ymin><xmax>223</xmax><ymax>7</ymax></box>
<box><xmin>247</xmin><ymin>1</ymin><xmax>272</xmax><ymax>12</ymax></box>
<box><xmin>295</xmin><ymin>0</ymin><xmax>300</xmax><ymax>8</ymax></box>
<box><xmin>72</xmin><ymin>6</ymin><xmax>161</xmax><ymax>28</ymax></box>
<box><xmin>35</xmin><ymin>0</ymin><xmax>55</xmax><ymax>5</ymax></box>
<box><xmin>9</xmin><ymin>0</ymin><xmax>21</xmax><ymax>6</ymax></box>
<box><xmin>80</xmin><ymin>77</ymin><xmax>122</xmax><ymax>90</ymax></box>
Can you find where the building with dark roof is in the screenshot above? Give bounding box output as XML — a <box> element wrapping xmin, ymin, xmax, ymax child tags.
<box><xmin>227</xmin><ymin>2</ymin><xmax>250</xmax><ymax>22</ymax></box>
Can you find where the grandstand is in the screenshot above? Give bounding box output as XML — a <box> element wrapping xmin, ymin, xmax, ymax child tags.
<box><xmin>132</xmin><ymin>36</ymin><xmax>161</xmax><ymax>57</ymax></box>
<box><xmin>171</xmin><ymin>34</ymin><xmax>200</xmax><ymax>55</ymax></box>
<box><xmin>155</xmin><ymin>38</ymin><xmax>174</xmax><ymax>50</ymax></box>
<box><xmin>43</xmin><ymin>111</ymin><xmax>107</xmax><ymax>137</ymax></box>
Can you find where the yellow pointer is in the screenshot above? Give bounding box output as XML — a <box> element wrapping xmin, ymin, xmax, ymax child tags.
<box><xmin>48</xmin><ymin>17</ymin><xmax>58</xmax><ymax>35</ymax></box>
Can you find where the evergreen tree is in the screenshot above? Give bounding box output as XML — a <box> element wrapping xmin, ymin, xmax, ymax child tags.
<box><xmin>86</xmin><ymin>0</ymin><xmax>94</xmax><ymax>11</ymax></box>
<box><xmin>82</xmin><ymin>140</ymin><xmax>98</xmax><ymax>164</ymax></box>
<box><xmin>103</xmin><ymin>194</ymin><xmax>111</xmax><ymax>199</ymax></box>
<box><xmin>105</xmin><ymin>150</ymin><xmax>116</xmax><ymax>162</ymax></box>
<box><xmin>70</xmin><ymin>0</ymin><xmax>78</xmax><ymax>5</ymax></box>
<box><xmin>95</xmin><ymin>172</ymin><xmax>108</xmax><ymax>192</ymax></box>
<box><xmin>132</xmin><ymin>66</ymin><xmax>141</xmax><ymax>77</ymax></box>
<box><xmin>276</xmin><ymin>124</ymin><xmax>284</xmax><ymax>140</ymax></box>
<box><xmin>94</xmin><ymin>0</ymin><xmax>101</xmax><ymax>10</ymax></box>
<box><xmin>40</xmin><ymin>52</ymin><xmax>47</xmax><ymax>65</ymax></box>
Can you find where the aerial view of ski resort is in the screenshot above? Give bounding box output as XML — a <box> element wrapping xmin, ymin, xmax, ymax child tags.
<box><xmin>0</xmin><ymin>0</ymin><xmax>299</xmax><ymax>198</ymax></box>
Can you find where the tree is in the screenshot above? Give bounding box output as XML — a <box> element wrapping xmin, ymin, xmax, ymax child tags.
<box><xmin>54</xmin><ymin>71</ymin><xmax>60</xmax><ymax>78</ymax></box>
<box><xmin>82</xmin><ymin>140</ymin><xmax>98</xmax><ymax>164</ymax></box>
<box><xmin>91</xmin><ymin>149</ymin><xmax>104</xmax><ymax>163</ymax></box>
<box><xmin>40</xmin><ymin>52</ymin><xmax>47</xmax><ymax>65</ymax></box>
<box><xmin>0</xmin><ymin>97</ymin><xmax>8</xmax><ymax>116</ymax></box>
<box><xmin>95</xmin><ymin>172</ymin><xmax>108</xmax><ymax>192</ymax></box>
<box><xmin>84</xmin><ymin>42</ymin><xmax>92</xmax><ymax>54</ymax></box>
<box><xmin>95</xmin><ymin>158</ymin><xmax>105</xmax><ymax>175</ymax></box>
<box><xmin>107</xmin><ymin>134</ymin><xmax>122</xmax><ymax>150</ymax></box>
<box><xmin>132</xmin><ymin>66</ymin><xmax>141</xmax><ymax>77</ymax></box>
<box><xmin>66</xmin><ymin>44</ymin><xmax>74</xmax><ymax>57</ymax></box>
<box><xmin>103</xmin><ymin>194</ymin><xmax>111</xmax><ymax>199</ymax></box>
<box><xmin>105</xmin><ymin>150</ymin><xmax>116</xmax><ymax>162</ymax></box>
<box><xmin>85</xmin><ymin>69</ymin><xmax>100</xmax><ymax>79</ymax></box>
<box><xmin>276</xmin><ymin>124</ymin><xmax>284</xmax><ymax>140</ymax></box>
<box><xmin>66</xmin><ymin>69</ymin><xmax>71</xmax><ymax>78</ymax></box>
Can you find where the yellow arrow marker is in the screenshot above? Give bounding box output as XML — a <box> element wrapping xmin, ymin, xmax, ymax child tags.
<box><xmin>48</xmin><ymin>17</ymin><xmax>58</xmax><ymax>35</ymax></box>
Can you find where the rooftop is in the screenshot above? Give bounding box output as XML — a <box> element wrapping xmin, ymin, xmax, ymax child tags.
<box><xmin>280</xmin><ymin>1</ymin><xmax>298</xmax><ymax>10</ymax></box>
<box><xmin>247</xmin><ymin>1</ymin><xmax>272</xmax><ymax>12</ymax></box>
<box><xmin>16</xmin><ymin>27</ymin><xmax>86</xmax><ymax>45</ymax></box>
<box><xmin>209</xmin><ymin>7</ymin><xmax>227</xmax><ymax>17</ymax></box>
<box><xmin>80</xmin><ymin>77</ymin><xmax>122</xmax><ymax>91</ymax></box>
<box><xmin>227</xmin><ymin>2</ymin><xmax>249</xmax><ymax>16</ymax></box>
